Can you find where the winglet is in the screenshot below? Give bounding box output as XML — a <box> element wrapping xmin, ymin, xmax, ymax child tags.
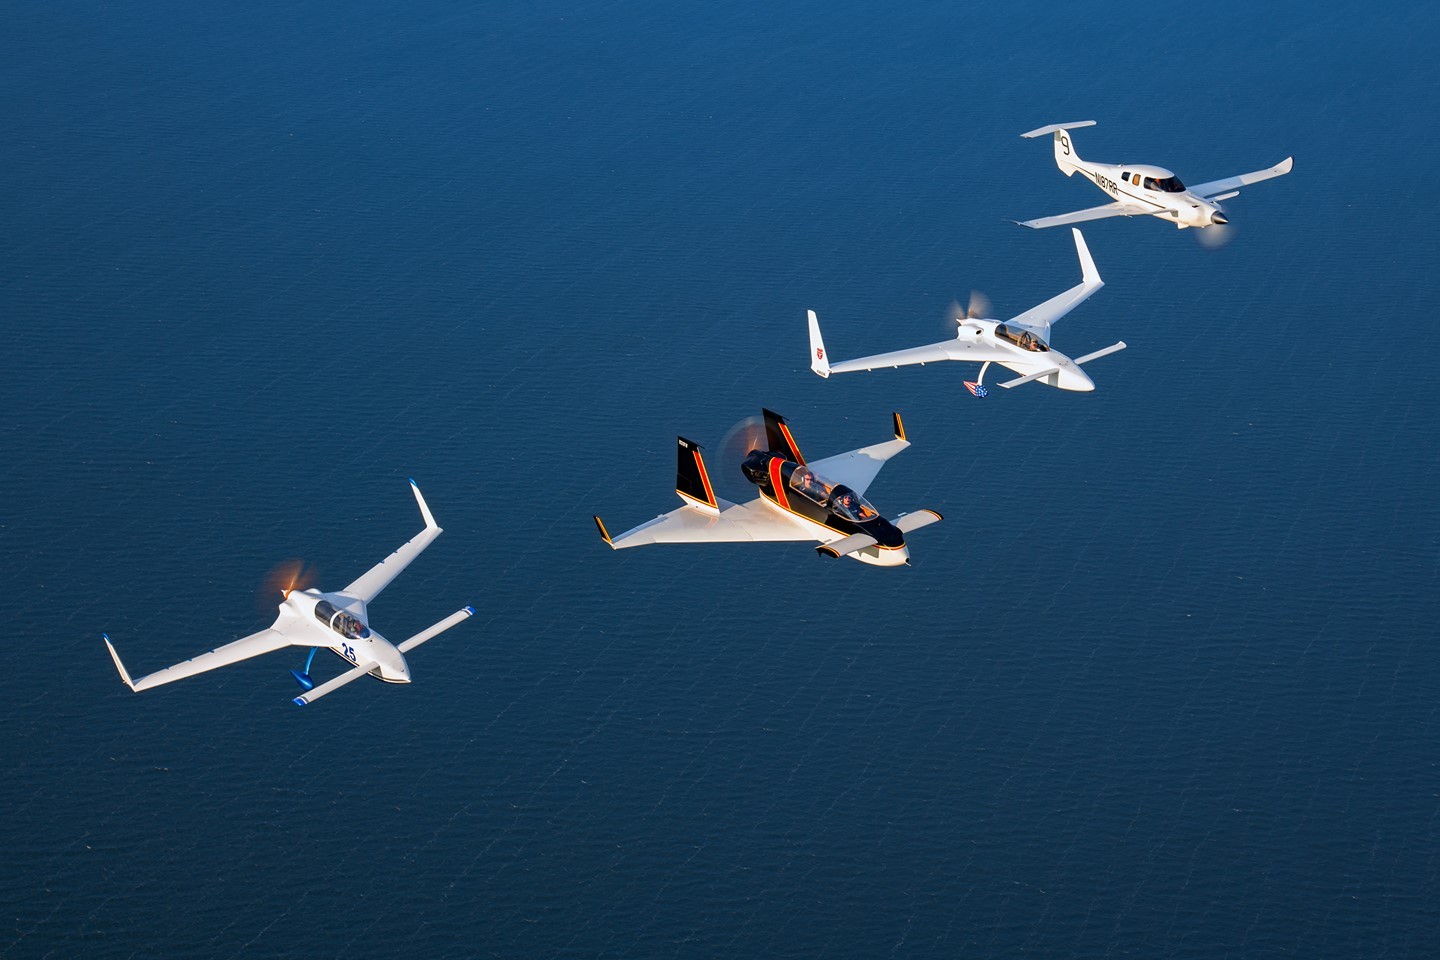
<box><xmin>807</xmin><ymin>310</ymin><xmax>831</xmax><ymax>378</ymax></box>
<box><xmin>593</xmin><ymin>515</ymin><xmax>614</xmax><ymax>547</ymax></box>
<box><xmin>102</xmin><ymin>633</ymin><xmax>137</xmax><ymax>691</ymax></box>
<box><xmin>892</xmin><ymin>411</ymin><xmax>906</xmax><ymax>441</ymax></box>
<box><xmin>1072</xmin><ymin>229</ymin><xmax>1101</xmax><ymax>287</ymax></box>
<box><xmin>408</xmin><ymin>478</ymin><xmax>439</xmax><ymax>531</ymax></box>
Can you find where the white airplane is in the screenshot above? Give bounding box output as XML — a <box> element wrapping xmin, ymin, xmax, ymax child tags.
<box><xmin>102</xmin><ymin>480</ymin><xmax>472</xmax><ymax>706</ymax></box>
<box><xmin>594</xmin><ymin>409</ymin><xmax>942</xmax><ymax>566</ymax></box>
<box><xmin>807</xmin><ymin>229</ymin><xmax>1124</xmax><ymax>394</ymax></box>
<box><xmin>1016</xmin><ymin>120</ymin><xmax>1293</xmax><ymax>230</ymax></box>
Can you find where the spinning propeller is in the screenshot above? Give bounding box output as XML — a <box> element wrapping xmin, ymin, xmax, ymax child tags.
<box><xmin>950</xmin><ymin>290</ymin><xmax>993</xmax><ymax>324</ymax></box>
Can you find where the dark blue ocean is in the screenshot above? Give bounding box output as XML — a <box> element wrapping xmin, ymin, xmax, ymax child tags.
<box><xmin>3</xmin><ymin>1</ymin><xmax>1437</xmax><ymax>956</ymax></box>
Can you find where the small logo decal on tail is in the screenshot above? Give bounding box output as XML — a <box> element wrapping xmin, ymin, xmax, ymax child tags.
<box><xmin>964</xmin><ymin>381</ymin><xmax>988</xmax><ymax>398</ymax></box>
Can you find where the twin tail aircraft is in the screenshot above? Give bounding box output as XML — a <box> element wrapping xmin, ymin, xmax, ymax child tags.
<box><xmin>807</xmin><ymin>229</ymin><xmax>1124</xmax><ymax>395</ymax></box>
<box><xmin>1016</xmin><ymin>120</ymin><xmax>1293</xmax><ymax>230</ymax></box>
<box><xmin>103</xmin><ymin>480</ymin><xmax>472</xmax><ymax>706</ymax></box>
<box><xmin>593</xmin><ymin>409</ymin><xmax>941</xmax><ymax>566</ymax></box>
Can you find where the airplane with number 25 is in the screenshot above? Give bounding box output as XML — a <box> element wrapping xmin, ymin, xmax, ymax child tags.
<box><xmin>1016</xmin><ymin>120</ymin><xmax>1293</xmax><ymax>230</ymax></box>
<box><xmin>102</xmin><ymin>480</ymin><xmax>472</xmax><ymax>706</ymax></box>
<box><xmin>593</xmin><ymin>409</ymin><xmax>941</xmax><ymax>566</ymax></box>
<box><xmin>807</xmin><ymin>229</ymin><xmax>1124</xmax><ymax>395</ymax></box>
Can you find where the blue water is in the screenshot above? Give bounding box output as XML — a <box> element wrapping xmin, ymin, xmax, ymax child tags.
<box><xmin>3</xmin><ymin>1</ymin><xmax>1438</xmax><ymax>957</ymax></box>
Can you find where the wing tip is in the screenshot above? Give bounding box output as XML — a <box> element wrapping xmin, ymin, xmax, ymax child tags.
<box><xmin>102</xmin><ymin>633</ymin><xmax>137</xmax><ymax>691</ymax></box>
<box><xmin>408</xmin><ymin>479</ymin><xmax>440</xmax><ymax>531</ymax></box>
<box><xmin>593</xmin><ymin>515</ymin><xmax>614</xmax><ymax>546</ymax></box>
<box><xmin>892</xmin><ymin>411</ymin><xmax>907</xmax><ymax>442</ymax></box>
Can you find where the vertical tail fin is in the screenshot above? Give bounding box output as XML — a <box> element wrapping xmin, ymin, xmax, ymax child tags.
<box><xmin>675</xmin><ymin>437</ymin><xmax>719</xmax><ymax>511</ymax></box>
<box><xmin>762</xmin><ymin>409</ymin><xmax>805</xmax><ymax>464</ymax></box>
<box><xmin>1019</xmin><ymin>121</ymin><xmax>1096</xmax><ymax>178</ymax></box>
<box><xmin>807</xmin><ymin>310</ymin><xmax>831</xmax><ymax>378</ymax></box>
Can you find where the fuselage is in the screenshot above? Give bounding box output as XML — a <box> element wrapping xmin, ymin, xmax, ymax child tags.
<box><xmin>1075</xmin><ymin>160</ymin><xmax>1226</xmax><ymax>228</ymax></box>
<box><xmin>740</xmin><ymin>451</ymin><xmax>909</xmax><ymax>566</ymax></box>
<box><xmin>957</xmin><ymin>319</ymin><xmax>1096</xmax><ymax>391</ymax></box>
<box><xmin>283</xmin><ymin>589</ymin><xmax>411</xmax><ymax>682</ymax></box>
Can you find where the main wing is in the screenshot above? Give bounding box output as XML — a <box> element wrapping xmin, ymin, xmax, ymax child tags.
<box><xmin>1015</xmin><ymin>200</ymin><xmax>1153</xmax><ymax>230</ymax></box>
<box><xmin>1006</xmin><ymin>228</ymin><xmax>1103</xmax><ymax>336</ymax></box>
<box><xmin>340</xmin><ymin>479</ymin><xmax>442</xmax><ymax>606</ymax></box>
<box><xmin>104</xmin><ymin>625</ymin><xmax>300</xmax><ymax>693</ymax></box>
<box><xmin>1187</xmin><ymin>156</ymin><xmax>1293</xmax><ymax>200</ymax></box>
<box><xmin>598</xmin><ymin>497</ymin><xmax>818</xmax><ymax>549</ymax></box>
<box><xmin>824</xmin><ymin>337</ymin><xmax>1014</xmax><ymax>375</ymax></box>
<box><xmin>805</xmin><ymin>415</ymin><xmax>911</xmax><ymax>498</ymax></box>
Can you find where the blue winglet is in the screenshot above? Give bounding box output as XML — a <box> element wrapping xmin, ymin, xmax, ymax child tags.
<box><xmin>292</xmin><ymin>696</ymin><xmax>308</xmax><ymax>707</ymax></box>
<box><xmin>464</xmin><ymin>605</ymin><xmax>476</xmax><ymax>616</ymax></box>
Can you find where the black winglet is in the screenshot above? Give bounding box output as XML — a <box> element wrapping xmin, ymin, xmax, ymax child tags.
<box><xmin>892</xmin><ymin>411</ymin><xmax>906</xmax><ymax>441</ymax></box>
<box><xmin>593</xmin><ymin>515</ymin><xmax>613</xmax><ymax>545</ymax></box>
<box><xmin>675</xmin><ymin>437</ymin><xmax>718</xmax><ymax>508</ymax></box>
<box><xmin>762</xmin><ymin>409</ymin><xmax>805</xmax><ymax>464</ymax></box>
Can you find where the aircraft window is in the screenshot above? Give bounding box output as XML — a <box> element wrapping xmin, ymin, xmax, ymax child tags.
<box><xmin>1131</xmin><ymin>174</ymin><xmax>1141</xmax><ymax>186</ymax></box>
<box><xmin>313</xmin><ymin>599</ymin><xmax>369</xmax><ymax>639</ymax></box>
<box><xmin>829</xmin><ymin>488</ymin><xmax>879</xmax><ymax>523</ymax></box>
<box><xmin>1121</xmin><ymin>171</ymin><xmax>1130</xmax><ymax>180</ymax></box>
<box><xmin>333</xmin><ymin>611</ymin><xmax>370</xmax><ymax>640</ymax></box>
<box><xmin>993</xmin><ymin>323</ymin><xmax>1049</xmax><ymax>352</ymax></box>
<box><xmin>788</xmin><ymin>466</ymin><xmax>834</xmax><ymax>505</ymax></box>
<box><xmin>1144</xmin><ymin>176</ymin><xmax>1186</xmax><ymax>193</ymax></box>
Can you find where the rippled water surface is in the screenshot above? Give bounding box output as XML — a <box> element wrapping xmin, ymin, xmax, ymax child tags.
<box><xmin>3</xmin><ymin>1</ymin><xmax>1437</xmax><ymax>957</ymax></box>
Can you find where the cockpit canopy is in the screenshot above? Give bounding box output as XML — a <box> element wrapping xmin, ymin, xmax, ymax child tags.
<box><xmin>788</xmin><ymin>467</ymin><xmax>880</xmax><ymax>522</ymax></box>
<box><xmin>993</xmin><ymin>323</ymin><xmax>1049</xmax><ymax>352</ymax></box>
<box><xmin>313</xmin><ymin>599</ymin><xmax>370</xmax><ymax>640</ymax></box>
<box><xmin>1122</xmin><ymin>168</ymin><xmax>1185</xmax><ymax>193</ymax></box>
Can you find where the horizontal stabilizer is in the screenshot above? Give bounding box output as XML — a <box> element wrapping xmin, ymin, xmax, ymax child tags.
<box><xmin>1072</xmin><ymin>341</ymin><xmax>1127</xmax><ymax>365</ymax></box>
<box><xmin>816</xmin><ymin>532</ymin><xmax>879</xmax><ymax>559</ymax></box>
<box><xmin>894</xmin><ymin>510</ymin><xmax>943</xmax><ymax>534</ymax></box>
<box><xmin>1019</xmin><ymin>120</ymin><xmax>1097</xmax><ymax>139</ymax></box>
<box><xmin>397</xmin><ymin>607</ymin><xmax>475</xmax><ymax>654</ymax></box>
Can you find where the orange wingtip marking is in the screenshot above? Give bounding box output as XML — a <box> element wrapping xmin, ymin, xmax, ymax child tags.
<box><xmin>593</xmin><ymin>516</ymin><xmax>612</xmax><ymax>544</ymax></box>
<box><xmin>892</xmin><ymin>412</ymin><xmax>907</xmax><ymax>441</ymax></box>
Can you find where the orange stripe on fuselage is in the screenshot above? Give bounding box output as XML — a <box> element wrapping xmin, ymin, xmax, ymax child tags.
<box><xmin>767</xmin><ymin>457</ymin><xmax>790</xmax><ymax>510</ymax></box>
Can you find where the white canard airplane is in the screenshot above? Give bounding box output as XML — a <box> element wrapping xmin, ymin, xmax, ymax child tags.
<box><xmin>808</xmin><ymin>228</ymin><xmax>1124</xmax><ymax>394</ymax></box>
<box><xmin>594</xmin><ymin>409</ymin><xmax>941</xmax><ymax>566</ymax></box>
<box><xmin>102</xmin><ymin>480</ymin><xmax>472</xmax><ymax>706</ymax></box>
<box><xmin>1016</xmin><ymin>120</ymin><xmax>1293</xmax><ymax>230</ymax></box>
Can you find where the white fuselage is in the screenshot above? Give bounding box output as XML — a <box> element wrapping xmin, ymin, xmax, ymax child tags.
<box><xmin>1071</xmin><ymin>160</ymin><xmax>1224</xmax><ymax>229</ymax></box>
<box><xmin>285</xmin><ymin>589</ymin><xmax>412</xmax><ymax>682</ymax></box>
<box><xmin>958</xmin><ymin>319</ymin><xmax>1096</xmax><ymax>391</ymax></box>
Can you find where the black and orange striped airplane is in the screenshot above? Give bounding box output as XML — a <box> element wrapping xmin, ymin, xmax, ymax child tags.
<box><xmin>593</xmin><ymin>409</ymin><xmax>941</xmax><ymax>567</ymax></box>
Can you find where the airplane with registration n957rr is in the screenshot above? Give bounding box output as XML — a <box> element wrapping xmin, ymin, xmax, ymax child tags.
<box><xmin>102</xmin><ymin>480</ymin><xmax>473</xmax><ymax>706</ymax></box>
<box><xmin>1016</xmin><ymin>120</ymin><xmax>1293</xmax><ymax>230</ymax></box>
<box><xmin>807</xmin><ymin>228</ymin><xmax>1124</xmax><ymax>394</ymax></box>
<box><xmin>593</xmin><ymin>409</ymin><xmax>941</xmax><ymax>566</ymax></box>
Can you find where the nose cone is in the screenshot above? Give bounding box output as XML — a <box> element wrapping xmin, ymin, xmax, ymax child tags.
<box><xmin>1210</xmin><ymin>211</ymin><xmax>1229</xmax><ymax>225</ymax></box>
